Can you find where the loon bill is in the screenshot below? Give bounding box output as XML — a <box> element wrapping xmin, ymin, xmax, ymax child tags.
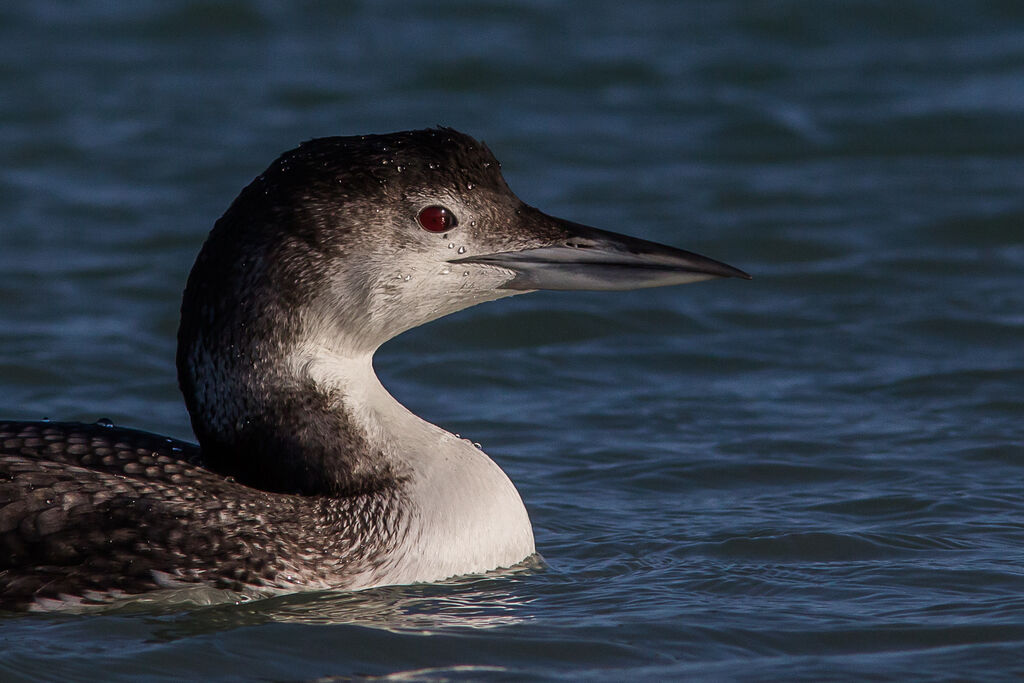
<box><xmin>0</xmin><ymin>128</ymin><xmax>750</xmax><ymax>611</ymax></box>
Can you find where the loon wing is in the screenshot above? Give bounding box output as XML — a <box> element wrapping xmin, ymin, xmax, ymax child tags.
<box><xmin>0</xmin><ymin>422</ymin><xmax>382</xmax><ymax>610</ymax></box>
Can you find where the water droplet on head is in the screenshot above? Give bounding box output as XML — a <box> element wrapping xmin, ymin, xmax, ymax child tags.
<box><xmin>95</xmin><ymin>418</ymin><xmax>114</xmax><ymax>428</ymax></box>
<box><xmin>463</xmin><ymin>271</ymin><xmax>469</xmax><ymax>277</ymax></box>
<box><xmin>448</xmin><ymin>243</ymin><xmax>455</xmax><ymax>249</ymax></box>
<box><xmin>404</xmin><ymin>275</ymin><xmax>412</xmax><ymax>282</ymax></box>
<box><xmin>428</xmin><ymin>162</ymin><xmax>437</xmax><ymax>169</ymax></box>
<box><xmin>470</xmin><ymin>221</ymin><xmax>477</xmax><ymax>228</ymax></box>
<box><xmin>467</xmin><ymin>182</ymin><xmax>474</xmax><ymax>190</ymax></box>
<box><xmin>441</xmin><ymin>267</ymin><xmax>451</xmax><ymax>275</ymax></box>
<box><xmin>457</xmin><ymin>246</ymin><xmax>466</xmax><ymax>254</ymax></box>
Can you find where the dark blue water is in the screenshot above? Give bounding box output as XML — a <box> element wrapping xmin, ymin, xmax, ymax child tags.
<box><xmin>2</xmin><ymin>1</ymin><xmax>1023</xmax><ymax>680</ymax></box>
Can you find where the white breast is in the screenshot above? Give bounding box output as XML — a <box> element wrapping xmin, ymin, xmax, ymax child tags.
<box><xmin>296</xmin><ymin>347</ymin><xmax>536</xmax><ymax>588</ymax></box>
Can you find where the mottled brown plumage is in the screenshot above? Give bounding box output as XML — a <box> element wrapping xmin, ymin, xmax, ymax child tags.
<box><xmin>0</xmin><ymin>421</ymin><xmax>403</xmax><ymax>610</ymax></box>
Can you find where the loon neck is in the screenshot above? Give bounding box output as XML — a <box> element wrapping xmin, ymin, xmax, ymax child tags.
<box><xmin>185</xmin><ymin>341</ymin><xmax>405</xmax><ymax>496</ymax></box>
<box><xmin>183</xmin><ymin>321</ymin><xmax>536</xmax><ymax>580</ymax></box>
<box><xmin>292</xmin><ymin>346</ymin><xmax>427</xmax><ymax>473</ymax></box>
<box><xmin>281</xmin><ymin>345</ymin><xmax>538</xmax><ymax>582</ymax></box>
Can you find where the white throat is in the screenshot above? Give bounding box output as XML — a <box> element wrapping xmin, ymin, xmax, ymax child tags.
<box><xmin>293</xmin><ymin>345</ymin><xmax>536</xmax><ymax>586</ymax></box>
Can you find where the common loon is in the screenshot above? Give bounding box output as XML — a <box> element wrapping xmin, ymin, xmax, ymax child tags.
<box><xmin>0</xmin><ymin>128</ymin><xmax>749</xmax><ymax>610</ymax></box>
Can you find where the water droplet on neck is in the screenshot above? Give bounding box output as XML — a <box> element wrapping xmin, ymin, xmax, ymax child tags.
<box><xmin>467</xmin><ymin>182</ymin><xmax>474</xmax><ymax>190</ymax></box>
<box><xmin>457</xmin><ymin>246</ymin><xmax>466</xmax><ymax>254</ymax></box>
<box><xmin>404</xmin><ymin>275</ymin><xmax>412</xmax><ymax>282</ymax></box>
<box><xmin>448</xmin><ymin>243</ymin><xmax>455</xmax><ymax>249</ymax></box>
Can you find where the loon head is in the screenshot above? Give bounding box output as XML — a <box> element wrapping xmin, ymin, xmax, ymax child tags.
<box><xmin>177</xmin><ymin>128</ymin><xmax>749</xmax><ymax>495</ymax></box>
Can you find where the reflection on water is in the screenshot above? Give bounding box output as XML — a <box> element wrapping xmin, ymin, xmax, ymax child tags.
<box><xmin>0</xmin><ymin>563</ymin><xmax>545</xmax><ymax>681</ymax></box>
<box><xmin>135</xmin><ymin>558</ymin><xmax>545</xmax><ymax>640</ymax></box>
<box><xmin>238</xmin><ymin>582</ymin><xmax>530</xmax><ymax>631</ymax></box>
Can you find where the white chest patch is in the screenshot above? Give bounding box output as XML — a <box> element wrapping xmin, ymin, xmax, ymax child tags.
<box><xmin>295</xmin><ymin>348</ymin><xmax>536</xmax><ymax>588</ymax></box>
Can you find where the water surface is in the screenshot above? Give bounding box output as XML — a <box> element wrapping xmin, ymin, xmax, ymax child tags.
<box><xmin>1</xmin><ymin>1</ymin><xmax>1022</xmax><ymax>680</ymax></box>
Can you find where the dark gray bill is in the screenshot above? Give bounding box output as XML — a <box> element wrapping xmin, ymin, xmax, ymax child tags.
<box><xmin>451</xmin><ymin>221</ymin><xmax>751</xmax><ymax>291</ymax></box>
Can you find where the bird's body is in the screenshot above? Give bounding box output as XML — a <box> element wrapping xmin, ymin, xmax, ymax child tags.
<box><xmin>0</xmin><ymin>128</ymin><xmax>747</xmax><ymax>610</ymax></box>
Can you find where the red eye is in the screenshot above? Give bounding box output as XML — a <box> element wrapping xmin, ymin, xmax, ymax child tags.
<box><xmin>418</xmin><ymin>205</ymin><xmax>457</xmax><ymax>233</ymax></box>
